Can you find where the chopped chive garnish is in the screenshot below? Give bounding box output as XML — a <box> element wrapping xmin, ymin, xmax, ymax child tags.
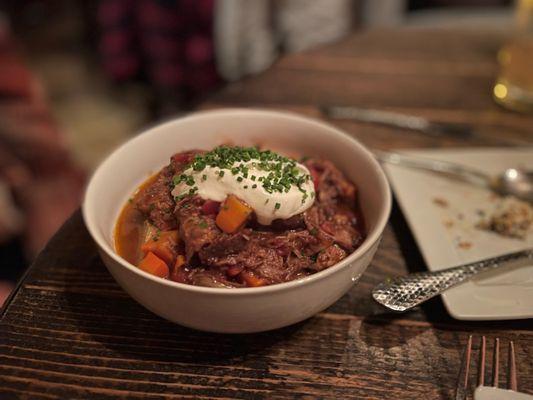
<box><xmin>275</xmin><ymin>202</ymin><xmax>281</xmax><ymax>210</ymax></box>
<box><xmin>172</xmin><ymin>146</ymin><xmax>315</xmax><ymax>202</ymax></box>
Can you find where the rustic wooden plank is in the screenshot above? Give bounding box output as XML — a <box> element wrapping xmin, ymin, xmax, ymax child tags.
<box><xmin>297</xmin><ymin>29</ymin><xmax>506</xmax><ymax>61</ymax></box>
<box><xmin>211</xmin><ymin>68</ymin><xmax>500</xmax><ymax>110</ymax></box>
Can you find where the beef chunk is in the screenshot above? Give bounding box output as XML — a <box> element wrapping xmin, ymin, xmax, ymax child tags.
<box><xmin>314</xmin><ymin>245</ymin><xmax>347</xmax><ymax>271</ymax></box>
<box><xmin>258</xmin><ymin>230</ymin><xmax>331</xmax><ymax>258</ymax></box>
<box><xmin>304</xmin><ymin>158</ymin><xmax>356</xmax><ymax>204</ymax></box>
<box><xmin>286</xmin><ymin>254</ymin><xmax>313</xmax><ymax>277</ymax></box>
<box><xmin>190</xmin><ymin>269</ymin><xmax>241</xmax><ymax>288</ymax></box>
<box><xmin>170</xmin><ymin>150</ymin><xmax>205</xmax><ymax>171</ymax></box>
<box><xmin>135</xmin><ymin>150</ymin><xmax>204</xmax><ymax>231</ymax></box>
<box><xmin>199</xmin><ymin>237</ymin><xmax>285</xmax><ymax>284</ymax></box>
<box><xmin>175</xmin><ymin>197</ymin><xmax>222</xmax><ymax>260</ymax></box>
<box><xmin>242</xmin><ymin>244</ymin><xmax>285</xmax><ymax>283</ymax></box>
<box><xmin>304</xmin><ymin>203</ymin><xmax>361</xmax><ymax>251</ymax></box>
<box><xmin>198</xmin><ymin>232</ymin><xmax>249</xmax><ymax>266</ymax></box>
<box><xmin>171</xmin><ymin>266</ymin><xmax>242</xmax><ymax>288</ymax></box>
<box><xmin>268</xmin><ymin>214</ymin><xmax>306</xmax><ymax>231</ymax></box>
<box><xmin>198</xmin><ymin>229</ymin><xmax>330</xmax><ymax>284</ymax></box>
<box><xmin>135</xmin><ymin>165</ymin><xmax>176</xmax><ymax>231</ymax></box>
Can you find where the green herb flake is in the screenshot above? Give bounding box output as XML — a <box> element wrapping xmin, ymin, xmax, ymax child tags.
<box><xmin>275</xmin><ymin>202</ymin><xmax>281</xmax><ymax>210</ymax></box>
<box><xmin>198</xmin><ymin>220</ymin><xmax>208</xmax><ymax>229</ymax></box>
<box><xmin>185</xmin><ymin>175</ymin><xmax>195</xmax><ymax>186</ymax></box>
<box><xmin>175</xmin><ymin>146</ymin><xmax>314</xmax><ymax>198</ymax></box>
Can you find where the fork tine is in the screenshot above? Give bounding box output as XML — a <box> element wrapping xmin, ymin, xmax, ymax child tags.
<box><xmin>508</xmin><ymin>341</ymin><xmax>517</xmax><ymax>391</ymax></box>
<box><xmin>478</xmin><ymin>336</ymin><xmax>486</xmax><ymax>386</ymax></box>
<box><xmin>492</xmin><ymin>338</ymin><xmax>500</xmax><ymax>387</ymax></box>
<box><xmin>455</xmin><ymin>335</ymin><xmax>472</xmax><ymax>400</ymax></box>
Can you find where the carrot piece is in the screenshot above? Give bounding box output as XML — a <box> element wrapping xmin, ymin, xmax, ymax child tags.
<box><xmin>240</xmin><ymin>271</ymin><xmax>267</xmax><ymax>287</ymax></box>
<box><xmin>174</xmin><ymin>255</ymin><xmax>186</xmax><ymax>269</ymax></box>
<box><xmin>141</xmin><ymin>230</ymin><xmax>178</xmax><ymax>265</ymax></box>
<box><xmin>139</xmin><ymin>252</ymin><xmax>169</xmax><ymax>278</ymax></box>
<box><xmin>215</xmin><ymin>195</ymin><xmax>253</xmax><ymax>233</ymax></box>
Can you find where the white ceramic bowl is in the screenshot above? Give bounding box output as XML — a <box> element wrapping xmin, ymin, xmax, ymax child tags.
<box><xmin>82</xmin><ymin>109</ymin><xmax>391</xmax><ymax>333</ymax></box>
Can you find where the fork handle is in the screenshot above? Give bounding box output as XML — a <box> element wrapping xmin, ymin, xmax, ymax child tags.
<box><xmin>372</xmin><ymin>249</ymin><xmax>533</xmax><ymax>312</ymax></box>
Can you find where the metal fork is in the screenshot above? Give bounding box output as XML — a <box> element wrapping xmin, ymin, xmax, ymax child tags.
<box><xmin>456</xmin><ymin>336</ymin><xmax>518</xmax><ymax>400</ymax></box>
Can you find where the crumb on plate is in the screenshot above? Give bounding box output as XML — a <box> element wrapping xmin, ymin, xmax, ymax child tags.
<box><xmin>443</xmin><ymin>218</ymin><xmax>454</xmax><ymax>229</ymax></box>
<box><xmin>457</xmin><ymin>241</ymin><xmax>472</xmax><ymax>250</ymax></box>
<box><xmin>476</xmin><ymin>197</ymin><xmax>533</xmax><ymax>240</ymax></box>
<box><xmin>433</xmin><ymin>197</ymin><xmax>449</xmax><ymax>208</ymax></box>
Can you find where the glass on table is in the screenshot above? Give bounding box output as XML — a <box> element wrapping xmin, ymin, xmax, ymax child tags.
<box><xmin>493</xmin><ymin>0</ymin><xmax>533</xmax><ymax>113</ymax></box>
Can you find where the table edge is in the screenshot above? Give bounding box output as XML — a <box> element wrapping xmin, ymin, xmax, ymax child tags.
<box><xmin>0</xmin><ymin>209</ymin><xmax>80</xmax><ymax>318</ymax></box>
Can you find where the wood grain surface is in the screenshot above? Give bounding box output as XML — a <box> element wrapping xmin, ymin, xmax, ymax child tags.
<box><xmin>1</xmin><ymin>28</ymin><xmax>533</xmax><ymax>399</ymax></box>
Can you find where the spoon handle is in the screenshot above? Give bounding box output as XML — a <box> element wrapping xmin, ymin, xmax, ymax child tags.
<box><xmin>374</xmin><ymin>150</ymin><xmax>492</xmax><ymax>189</ymax></box>
<box><xmin>372</xmin><ymin>249</ymin><xmax>533</xmax><ymax>312</ymax></box>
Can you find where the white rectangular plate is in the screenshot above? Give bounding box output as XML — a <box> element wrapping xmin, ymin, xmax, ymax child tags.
<box><xmin>384</xmin><ymin>147</ymin><xmax>533</xmax><ymax>320</ymax></box>
<box><xmin>475</xmin><ymin>387</ymin><xmax>533</xmax><ymax>400</ymax></box>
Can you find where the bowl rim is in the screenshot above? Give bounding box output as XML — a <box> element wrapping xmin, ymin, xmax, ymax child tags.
<box><xmin>82</xmin><ymin>108</ymin><xmax>391</xmax><ymax>295</ymax></box>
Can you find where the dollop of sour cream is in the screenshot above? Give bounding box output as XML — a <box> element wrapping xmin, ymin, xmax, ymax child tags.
<box><xmin>171</xmin><ymin>148</ymin><xmax>315</xmax><ymax>225</ymax></box>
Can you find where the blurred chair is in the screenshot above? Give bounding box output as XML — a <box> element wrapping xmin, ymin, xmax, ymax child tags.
<box><xmin>97</xmin><ymin>0</ymin><xmax>362</xmax><ymax>103</ymax></box>
<box><xmin>215</xmin><ymin>0</ymin><xmax>360</xmax><ymax>81</ymax></box>
<box><xmin>98</xmin><ymin>0</ymin><xmax>220</xmax><ymax>112</ymax></box>
<box><xmin>0</xmin><ymin>14</ymin><xmax>85</xmax><ymax>304</ymax></box>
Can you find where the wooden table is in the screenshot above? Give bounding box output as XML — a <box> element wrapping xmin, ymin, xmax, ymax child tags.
<box><xmin>1</xmin><ymin>29</ymin><xmax>532</xmax><ymax>399</ymax></box>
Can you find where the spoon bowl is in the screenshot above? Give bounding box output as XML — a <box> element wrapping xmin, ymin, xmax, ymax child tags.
<box><xmin>495</xmin><ymin>168</ymin><xmax>533</xmax><ymax>202</ymax></box>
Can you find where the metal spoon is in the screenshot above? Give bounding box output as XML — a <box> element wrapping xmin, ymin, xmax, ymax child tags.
<box><xmin>372</xmin><ymin>249</ymin><xmax>533</xmax><ymax>312</ymax></box>
<box><xmin>375</xmin><ymin>150</ymin><xmax>533</xmax><ymax>202</ymax></box>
